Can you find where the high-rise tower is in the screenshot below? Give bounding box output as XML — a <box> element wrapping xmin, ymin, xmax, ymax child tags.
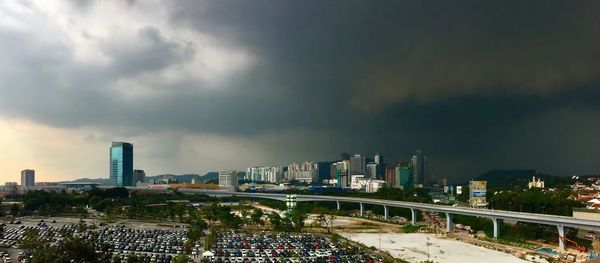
<box><xmin>110</xmin><ymin>142</ymin><xmax>134</xmax><ymax>187</ymax></box>
<box><xmin>411</xmin><ymin>150</ymin><xmax>428</xmax><ymax>187</ymax></box>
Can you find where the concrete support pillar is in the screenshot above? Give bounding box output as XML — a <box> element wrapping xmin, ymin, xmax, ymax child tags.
<box><xmin>336</xmin><ymin>201</ymin><xmax>340</xmax><ymax>210</ymax></box>
<box><xmin>557</xmin><ymin>225</ymin><xmax>565</xmax><ymax>251</ymax></box>
<box><xmin>445</xmin><ymin>212</ymin><xmax>453</xmax><ymax>232</ymax></box>
<box><xmin>492</xmin><ymin>218</ymin><xmax>503</xmax><ymax>238</ymax></box>
<box><xmin>359</xmin><ymin>202</ymin><xmax>364</xmax><ymax>217</ymax></box>
<box><xmin>410</xmin><ymin>208</ymin><xmax>417</xmax><ymax>226</ymax></box>
<box><xmin>384</xmin><ymin>205</ymin><xmax>389</xmax><ymax>220</ymax></box>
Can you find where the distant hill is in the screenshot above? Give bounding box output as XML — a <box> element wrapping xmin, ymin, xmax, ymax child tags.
<box><xmin>63</xmin><ymin>172</ymin><xmax>219</xmax><ymax>185</ymax></box>
<box><xmin>63</xmin><ymin>177</ymin><xmax>115</xmax><ymax>185</ymax></box>
<box><xmin>146</xmin><ymin>172</ymin><xmax>218</xmax><ymax>184</ymax></box>
<box><xmin>471</xmin><ymin>169</ymin><xmax>570</xmax><ymax>188</ymax></box>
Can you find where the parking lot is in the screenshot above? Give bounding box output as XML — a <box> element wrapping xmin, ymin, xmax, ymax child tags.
<box><xmin>208</xmin><ymin>231</ymin><xmax>381</xmax><ymax>263</ymax></box>
<box><xmin>0</xmin><ymin>219</ymin><xmax>195</xmax><ymax>263</ymax></box>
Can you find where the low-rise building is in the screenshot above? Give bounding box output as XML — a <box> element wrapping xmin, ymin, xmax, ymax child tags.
<box><xmin>528</xmin><ymin>176</ymin><xmax>545</xmax><ymax>189</ymax></box>
<box><xmin>219</xmin><ymin>170</ymin><xmax>239</xmax><ymax>191</ymax></box>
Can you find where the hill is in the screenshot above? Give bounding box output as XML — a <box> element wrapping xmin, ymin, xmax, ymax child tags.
<box><xmin>146</xmin><ymin>172</ymin><xmax>218</xmax><ymax>184</ymax></box>
<box><xmin>471</xmin><ymin>169</ymin><xmax>571</xmax><ymax>189</ymax></box>
<box><xmin>63</xmin><ymin>177</ymin><xmax>114</xmax><ymax>185</ymax></box>
<box><xmin>63</xmin><ymin>172</ymin><xmax>219</xmax><ymax>185</ymax></box>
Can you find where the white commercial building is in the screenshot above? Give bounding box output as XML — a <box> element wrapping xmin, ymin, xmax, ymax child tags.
<box><xmin>366</xmin><ymin>180</ymin><xmax>386</xmax><ymax>193</ymax></box>
<box><xmin>219</xmin><ymin>170</ymin><xmax>239</xmax><ymax>191</ymax></box>
<box><xmin>349</xmin><ymin>175</ymin><xmax>386</xmax><ymax>193</ymax></box>
<box><xmin>350</xmin><ymin>175</ymin><xmax>366</xmax><ymax>190</ymax></box>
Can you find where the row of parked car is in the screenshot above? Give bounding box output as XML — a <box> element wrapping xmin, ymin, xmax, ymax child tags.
<box><xmin>0</xmin><ymin>251</ymin><xmax>13</xmax><ymax>263</ymax></box>
<box><xmin>1</xmin><ymin>222</ymin><xmax>191</xmax><ymax>263</ymax></box>
<box><xmin>207</xmin><ymin>231</ymin><xmax>380</xmax><ymax>263</ymax></box>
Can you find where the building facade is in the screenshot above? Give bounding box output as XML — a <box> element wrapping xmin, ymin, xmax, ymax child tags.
<box><xmin>366</xmin><ymin>162</ymin><xmax>378</xmax><ymax>179</ymax></box>
<box><xmin>366</xmin><ymin>180</ymin><xmax>386</xmax><ymax>193</ymax></box>
<box><xmin>21</xmin><ymin>169</ymin><xmax>35</xmax><ymax>188</ymax></box>
<box><xmin>246</xmin><ymin>166</ymin><xmax>283</xmax><ymax>183</ymax></box>
<box><xmin>374</xmin><ymin>153</ymin><xmax>385</xmax><ymax>179</ymax></box>
<box><xmin>285</xmin><ymin>161</ymin><xmax>319</xmax><ymax>183</ymax></box>
<box><xmin>384</xmin><ymin>166</ymin><xmax>396</xmax><ymax>187</ymax></box>
<box><xmin>411</xmin><ymin>150</ymin><xmax>428</xmax><ymax>187</ymax></box>
<box><xmin>396</xmin><ymin>165</ymin><xmax>413</xmax><ymax>190</ymax></box>
<box><xmin>219</xmin><ymin>170</ymin><xmax>239</xmax><ymax>191</ymax></box>
<box><xmin>349</xmin><ymin>154</ymin><xmax>366</xmax><ymax>176</ymax></box>
<box><xmin>528</xmin><ymin>176</ymin><xmax>545</xmax><ymax>189</ymax></box>
<box><xmin>133</xmin><ymin>169</ymin><xmax>146</xmax><ymax>185</ymax></box>
<box><xmin>332</xmin><ymin>161</ymin><xmax>349</xmax><ymax>187</ymax></box>
<box><xmin>110</xmin><ymin>142</ymin><xmax>134</xmax><ymax>187</ymax></box>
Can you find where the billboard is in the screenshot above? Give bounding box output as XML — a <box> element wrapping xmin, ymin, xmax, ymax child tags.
<box><xmin>456</xmin><ymin>185</ymin><xmax>463</xmax><ymax>195</ymax></box>
<box><xmin>469</xmin><ymin>181</ymin><xmax>487</xmax><ymax>207</ymax></box>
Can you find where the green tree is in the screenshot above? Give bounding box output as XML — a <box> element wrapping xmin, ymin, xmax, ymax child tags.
<box><xmin>200</xmin><ymin>203</ymin><xmax>218</xmax><ymax>226</ymax></box>
<box><xmin>18</xmin><ymin>228</ymin><xmax>40</xmax><ymax>254</ymax></box>
<box><xmin>126</xmin><ymin>253</ymin><xmax>142</xmax><ymax>263</ymax></box>
<box><xmin>291</xmin><ymin>208</ymin><xmax>307</xmax><ymax>232</ymax></box>
<box><xmin>54</xmin><ymin>236</ymin><xmax>102</xmax><ymax>262</ymax></box>
<box><xmin>174</xmin><ymin>254</ymin><xmax>190</xmax><ymax>263</ymax></box>
<box><xmin>204</xmin><ymin>231</ymin><xmax>216</xmax><ymax>250</ymax></box>
<box><xmin>251</xmin><ymin>209</ymin><xmax>264</xmax><ymax>228</ymax></box>
<box><xmin>10</xmin><ymin>203</ymin><xmax>20</xmax><ymax>216</ymax></box>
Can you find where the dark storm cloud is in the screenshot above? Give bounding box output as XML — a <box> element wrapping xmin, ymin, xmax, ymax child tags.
<box><xmin>161</xmin><ymin>0</ymin><xmax>600</xmax><ymax>178</ymax></box>
<box><xmin>169</xmin><ymin>0</ymin><xmax>600</xmax><ymax>109</ymax></box>
<box><xmin>2</xmin><ymin>1</ymin><xmax>600</xmax><ymax>180</ymax></box>
<box><xmin>102</xmin><ymin>26</ymin><xmax>194</xmax><ymax>75</ymax></box>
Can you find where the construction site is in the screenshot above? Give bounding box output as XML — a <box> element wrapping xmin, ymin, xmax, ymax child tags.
<box><xmin>314</xmin><ymin>208</ymin><xmax>600</xmax><ymax>263</ymax></box>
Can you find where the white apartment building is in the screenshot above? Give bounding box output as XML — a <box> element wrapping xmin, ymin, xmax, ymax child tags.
<box><xmin>285</xmin><ymin>161</ymin><xmax>319</xmax><ymax>183</ymax></box>
<box><xmin>246</xmin><ymin>166</ymin><xmax>283</xmax><ymax>183</ymax></box>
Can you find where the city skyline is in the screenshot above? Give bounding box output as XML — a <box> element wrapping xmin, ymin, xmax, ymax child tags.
<box><xmin>2</xmin><ymin>1</ymin><xmax>600</xmax><ymax>183</ymax></box>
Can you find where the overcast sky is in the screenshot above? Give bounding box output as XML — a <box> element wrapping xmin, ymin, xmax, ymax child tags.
<box><xmin>2</xmin><ymin>0</ymin><xmax>600</xmax><ymax>183</ymax></box>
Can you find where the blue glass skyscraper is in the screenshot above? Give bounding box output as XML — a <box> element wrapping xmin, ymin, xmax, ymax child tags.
<box><xmin>110</xmin><ymin>142</ymin><xmax>134</xmax><ymax>187</ymax></box>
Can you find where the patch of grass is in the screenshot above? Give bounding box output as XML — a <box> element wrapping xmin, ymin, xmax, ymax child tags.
<box><xmin>401</xmin><ymin>224</ymin><xmax>420</xmax><ymax>233</ymax></box>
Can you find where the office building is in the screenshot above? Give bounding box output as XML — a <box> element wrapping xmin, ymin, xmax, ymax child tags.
<box><xmin>374</xmin><ymin>153</ymin><xmax>385</xmax><ymax>179</ymax></box>
<box><xmin>110</xmin><ymin>142</ymin><xmax>134</xmax><ymax>187</ymax></box>
<box><xmin>21</xmin><ymin>169</ymin><xmax>35</xmax><ymax>188</ymax></box>
<box><xmin>349</xmin><ymin>154</ymin><xmax>366</xmax><ymax>176</ymax></box>
<box><xmin>317</xmin><ymin>162</ymin><xmax>332</xmax><ymax>185</ymax></box>
<box><xmin>411</xmin><ymin>150</ymin><xmax>428</xmax><ymax>187</ymax></box>
<box><xmin>384</xmin><ymin>166</ymin><xmax>396</xmax><ymax>187</ymax></box>
<box><xmin>219</xmin><ymin>170</ymin><xmax>239</xmax><ymax>191</ymax></box>
<box><xmin>246</xmin><ymin>166</ymin><xmax>283</xmax><ymax>183</ymax></box>
<box><xmin>332</xmin><ymin>161</ymin><xmax>349</xmax><ymax>187</ymax></box>
<box><xmin>396</xmin><ymin>165</ymin><xmax>413</xmax><ymax>190</ymax></box>
<box><xmin>133</xmin><ymin>169</ymin><xmax>146</xmax><ymax>185</ymax></box>
<box><xmin>374</xmin><ymin>153</ymin><xmax>383</xmax><ymax>165</ymax></box>
<box><xmin>366</xmin><ymin>162</ymin><xmax>378</xmax><ymax>179</ymax></box>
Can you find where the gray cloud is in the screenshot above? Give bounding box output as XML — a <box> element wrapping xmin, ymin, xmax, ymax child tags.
<box><xmin>1</xmin><ymin>1</ymin><xmax>600</xmax><ymax>181</ymax></box>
